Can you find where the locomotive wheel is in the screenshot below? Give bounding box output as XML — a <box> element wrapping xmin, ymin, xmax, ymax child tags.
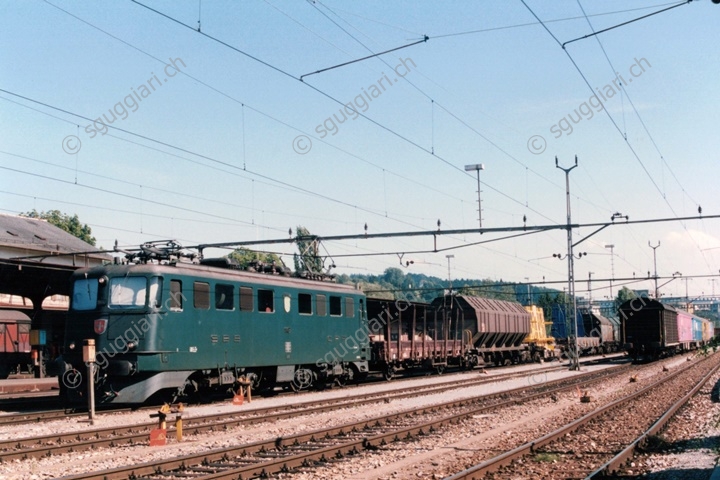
<box><xmin>290</xmin><ymin>368</ymin><xmax>314</xmax><ymax>392</ymax></box>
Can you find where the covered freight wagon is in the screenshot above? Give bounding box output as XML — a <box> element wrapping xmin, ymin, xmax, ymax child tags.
<box><xmin>0</xmin><ymin>309</ymin><xmax>32</xmax><ymax>379</ymax></box>
<box><xmin>430</xmin><ymin>295</ymin><xmax>535</xmax><ymax>366</ymax></box>
<box><xmin>619</xmin><ymin>297</ymin><xmax>679</xmax><ymax>360</ymax></box>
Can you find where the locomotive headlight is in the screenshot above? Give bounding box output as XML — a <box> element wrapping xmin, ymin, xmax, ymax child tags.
<box><xmin>127</xmin><ymin>342</ymin><xmax>136</xmax><ymax>351</ymax></box>
<box><xmin>69</xmin><ymin>342</ymin><xmax>76</xmax><ymax>350</ymax></box>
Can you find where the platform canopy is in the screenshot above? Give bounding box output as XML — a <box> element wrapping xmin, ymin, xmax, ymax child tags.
<box><xmin>0</xmin><ymin>214</ymin><xmax>110</xmax><ymax>302</ymax></box>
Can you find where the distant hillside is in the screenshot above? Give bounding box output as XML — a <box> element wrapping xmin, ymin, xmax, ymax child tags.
<box><xmin>336</xmin><ymin>267</ymin><xmax>561</xmax><ymax>305</ymax></box>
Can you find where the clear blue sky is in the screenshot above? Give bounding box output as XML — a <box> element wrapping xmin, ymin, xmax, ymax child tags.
<box><xmin>2</xmin><ymin>0</ymin><xmax>719</xmax><ymax>300</ymax></box>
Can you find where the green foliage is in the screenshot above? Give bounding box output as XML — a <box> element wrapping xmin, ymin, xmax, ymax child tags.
<box><xmin>21</xmin><ymin>209</ymin><xmax>96</xmax><ymax>246</ymax></box>
<box><xmin>616</xmin><ymin>286</ymin><xmax>637</xmax><ymax>305</ymax></box>
<box><xmin>336</xmin><ymin>267</ymin><xmax>564</xmax><ymax>305</ymax></box>
<box><xmin>227</xmin><ymin>247</ymin><xmax>281</xmax><ymax>268</ymax></box>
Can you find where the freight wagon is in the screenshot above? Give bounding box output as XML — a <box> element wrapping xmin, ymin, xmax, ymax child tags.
<box><xmin>619</xmin><ymin>297</ymin><xmax>713</xmax><ymax>361</ymax></box>
<box><xmin>366</xmin><ymin>298</ymin><xmax>472</xmax><ymax>378</ymax></box>
<box><xmin>523</xmin><ymin>305</ymin><xmax>556</xmax><ymax>359</ymax></box>
<box><xmin>0</xmin><ymin>309</ymin><xmax>32</xmax><ymax>379</ymax></box>
<box><xmin>431</xmin><ymin>295</ymin><xmax>548</xmax><ymax>366</ymax></box>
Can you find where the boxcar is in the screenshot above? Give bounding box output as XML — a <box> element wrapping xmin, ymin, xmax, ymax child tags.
<box><xmin>677</xmin><ymin>311</ymin><xmax>693</xmax><ymax>347</ymax></box>
<box><xmin>619</xmin><ymin>298</ymin><xmax>681</xmax><ymax>360</ymax></box>
<box><xmin>702</xmin><ymin>320</ymin><xmax>714</xmax><ymax>343</ymax></box>
<box><xmin>0</xmin><ymin>310</ymin><xmax>32</xmax><ymax>379</ymax></box>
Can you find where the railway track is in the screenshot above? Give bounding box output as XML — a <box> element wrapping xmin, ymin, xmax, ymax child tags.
<box><xmin>0</xmin><ymin>353</ymin><xmax>623</xmax><ymax>428</ymax></box>
<box><xmin>0</xmin><ymin>361</ymin><xmax>593</xmax><ymax>461</ymax></box>
<box><xmin>445</xmin><ymin>352</ymin><xmax>720</xmax><ymax>479</ymax></box>
<box><xmin>49</xmin><ymin>362</ymin><xmax>633</xmax><ymax>479</ymax></box>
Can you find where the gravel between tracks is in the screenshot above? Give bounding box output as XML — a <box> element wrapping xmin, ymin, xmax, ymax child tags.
<box><xmin>290</xmin><ymin>355</ymin><xmax>712</xmax><ymax>480</ymax></box>
<box><xmin>0</xmin><ymin>356</ymin><xmax>654</xmax><ymax>479</ymax></box>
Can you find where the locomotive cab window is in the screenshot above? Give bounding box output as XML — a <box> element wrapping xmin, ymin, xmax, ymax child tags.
<box><xmin>169</xmin><ymin>280</ymin><xmax>183</xmax><ymax>311</ymax></box>
<box><xmin>109</xmin><ymin>277</ymin><xmax>147</xmax><ymax>308</ymax></box>
<box><xmin>216</xmin><ymin>284</ymin><xmax>234</xmax><ymax>310</ymax></box>
<box><xmin>258</xmin><ymin>289</ymin><xmax>274</xmax><ymax>313</ymax></box>
<box><xmin>299</xmin><ymin>293</ymin><xmax>312</xmax><ymax>315</ymax></box>
<box><xmin>194</xmin><ymin>282</ymin><xmax>210</xmax><ymax>310</ymax></box>
<box><xmin>72</xmin><ymin>278</ymin><xmax>99</xmax><ymax>311</ymax></box>
<box><xmin>329</xmin><ymin>296</ymin><xmax>342</xmax><ymax>317</ymax></box>
<box><xmin>239</xmin><ymin>287</ymin><xmax>253</xmax><ymax>311</ymax></box>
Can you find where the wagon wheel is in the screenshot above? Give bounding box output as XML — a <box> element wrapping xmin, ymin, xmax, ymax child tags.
<box><xmin>383</xmin><ymin>366</ymin><xmax>396</xmax><ymax>381</ymax></box>
<box><xmin>435</xmin><ymin>365</ymin><xmax>445</xmax><ymax>375</ymax></box>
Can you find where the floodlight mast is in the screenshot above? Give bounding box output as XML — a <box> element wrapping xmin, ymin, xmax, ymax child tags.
<box><xmin>464</xmin><ymin>163</ymin><xmax>485</xmax><ymax>229</ymax></box>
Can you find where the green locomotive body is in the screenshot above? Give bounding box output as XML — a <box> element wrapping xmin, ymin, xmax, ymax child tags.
<box><xmin>59</xmin><ymin>260</ymin><xmax>369</xmax><ymax>404</ymax></box>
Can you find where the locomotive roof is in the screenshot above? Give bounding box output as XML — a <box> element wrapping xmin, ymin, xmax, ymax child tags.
<box><xmin>71</xmin><ymin>262</ymin><xmax>362</xmax><ymax>294</ymax></box>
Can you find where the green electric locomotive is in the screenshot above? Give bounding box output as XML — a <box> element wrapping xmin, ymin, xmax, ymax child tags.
<box><xmin>57</xmin><ymin>242</ymin><xmax>369</xmax><ymax>405</ymax></box>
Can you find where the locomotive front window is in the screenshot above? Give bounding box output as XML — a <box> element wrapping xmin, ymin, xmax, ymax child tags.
<box><xmin>109</xmin><ymin>277</ymin><xmax>148</xmax><ymax>308</ymax></box>
<box><xmin>72</xmin><ymin>278</ymin><xmax>99</xmax><ymax>311</ymax></box>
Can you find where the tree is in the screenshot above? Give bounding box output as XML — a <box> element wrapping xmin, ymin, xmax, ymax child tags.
<box><xmin>227</xmin><ymin>247</ymin><xmax>281</xmax><ymax>269</ymax></box>
<box><xmin>21</xmin><ymin>209</ymin><xmax>96</xmax><ymax>246</ymax></box>
<box><xmin>616</xmin><ymin>287</ymin><xmax>637</xmax><ymax>305</ymax></box>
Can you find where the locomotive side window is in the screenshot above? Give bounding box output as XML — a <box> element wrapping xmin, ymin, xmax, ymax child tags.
<box><xmin>72</xmin><ymin>278</ymin><xmax>98</xmax><ymax>311</ymax></box>
<box><xmin>169</xmin><ymin>280</ymin><xmax>183</xmax><ymax>311</ymax></box>
<box><xmin>344</xmin><ymin>297</ymin><xmax>355</xmax><ymax>318</ymax></box>
<box><xmin>216</xmin><ymin>284</ymin><xmax>234</xmax><ymax>310</ymax></box>
<box><xmin>258</xmin><ymin>289</ymin><xmax>274</xmax><ymax>313</ymax></box>
<box><xmin>239</xmin><ymin>287</ymin><xmax>253</xmax><ymax>311</ymax></box>
<box><xmin>316</xmin><ymin>295</ymin><xmax>327</xmax><ymax>316</ymax></box>
<box><xmin>299</xmin><ymin>293</ymin><xmax>312</xmax><ymax>315</ymax></box>
<box><xmin>329</xmin><ymin>296</ymin><xmax>342</xmax><ymax>316</ymax></box>
<box><xmin>109</xmin><ymin>277</ymin><xmax>147</xmax><ymax>308</ymax></box>
<box><xmin>194</xmin><ymin>282</ymin><xmax>210</xmax><ymax>310</ymax></box>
